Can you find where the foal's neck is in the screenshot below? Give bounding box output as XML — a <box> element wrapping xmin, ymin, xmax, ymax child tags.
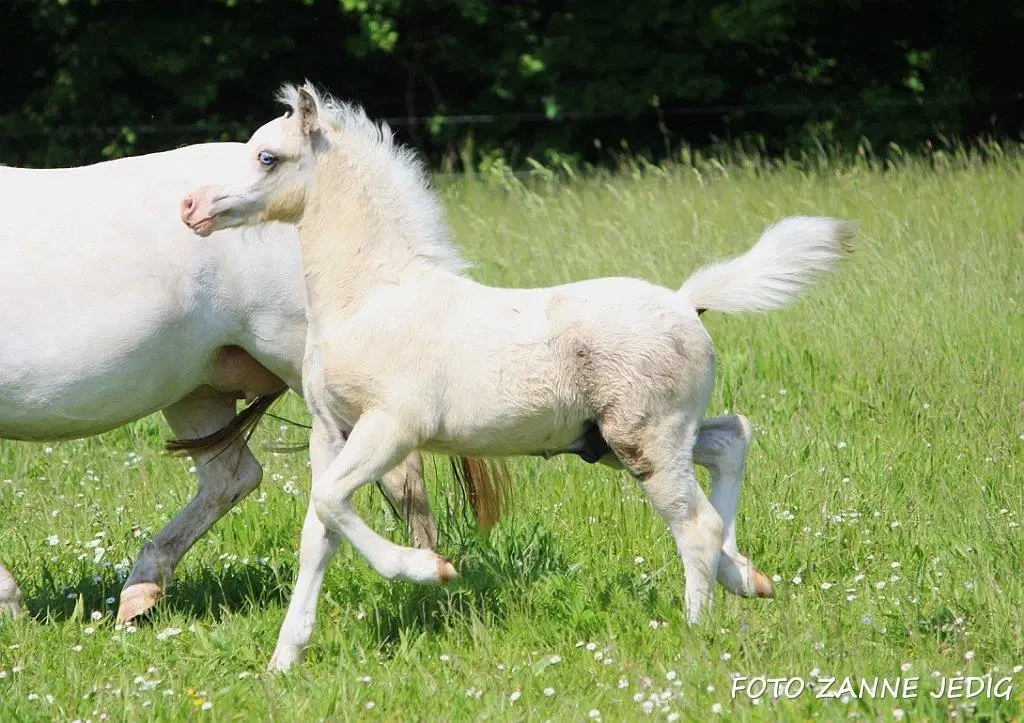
<box><xmin>297</xmin><ymin>153</ymin><xmax>424</xmax><ymax>318</ymax></box>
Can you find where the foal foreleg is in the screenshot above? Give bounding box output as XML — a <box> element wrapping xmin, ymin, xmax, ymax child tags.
<box><xmin>119</xmin><ymin>391</ymin><xmax>262</xmax><ymax>621</ymax></box>
<box><xmin>312</xmin><ymin>411</ymin><xmax>457</xmax><ymax>584</ymax></box>
<box><xmin>0</xmin><ymin>563</ymin><xmax>24</xmax><ymax>617</ymax></box>
<box><xmin>693</xmin><ymin>414</ymin><xmax>774</xmax><ymax>598</ymax></box>
<box><xmin>269</xmin><ymin>422</ymin><xmax>343</xmax><ymax>672</ymax></box>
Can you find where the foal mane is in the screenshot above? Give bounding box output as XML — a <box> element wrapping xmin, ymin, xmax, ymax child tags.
<box><xmin>278</xmin><ymin>82</ymin><xmax>468</xmax><ymax>276</ymax></box>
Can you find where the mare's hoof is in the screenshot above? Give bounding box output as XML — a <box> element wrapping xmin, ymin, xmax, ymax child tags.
<box><xmin>117</xmin><ymin>582</ymin><xmax>163</xmax><ymax>622</ymax></box>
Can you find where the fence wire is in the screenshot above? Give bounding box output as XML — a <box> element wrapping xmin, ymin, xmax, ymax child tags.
<box><xmin>2</xmin><ymin>93</ymin><xmax>1021</xmax><ymax>140</ymax></box>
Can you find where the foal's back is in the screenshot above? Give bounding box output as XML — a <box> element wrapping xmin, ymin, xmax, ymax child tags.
<box><xmin>374</xmin><ymin>273</ymin><xmax>714</xmax><ymax>457</ymax></box>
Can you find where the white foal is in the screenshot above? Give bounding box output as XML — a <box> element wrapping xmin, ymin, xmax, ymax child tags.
<box><xmin>0</xmin><ymin>143</ymin><xmax>475</xmax><ymax>621</ymax></box>
<box><xmin>181</xmin><ymin>83</ymin><xmax>853</xmax><ymax>670</ymax></box>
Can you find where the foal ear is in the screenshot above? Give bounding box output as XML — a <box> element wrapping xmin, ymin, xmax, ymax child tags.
<box><xmin>297</xmin><ymin>88</ymin><xmax>320</xmax><ymax>136</ymax></box>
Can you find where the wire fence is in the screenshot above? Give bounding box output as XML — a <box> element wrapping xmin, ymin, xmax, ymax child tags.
<box><xmin>3</xmin><ymin>93</ymin><xmax>1022</xmax><ymax>140</ymax></box>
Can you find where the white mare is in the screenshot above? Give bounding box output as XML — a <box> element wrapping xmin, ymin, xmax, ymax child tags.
<box><xmin>0</xmin><ymin>143</ymin><xmax>449</xmax><ymax>621</ymax></box>
<box><xmin>181</xmin><ymin>84</ymin><xmax>852</xmax><ymax>670</ymax></box>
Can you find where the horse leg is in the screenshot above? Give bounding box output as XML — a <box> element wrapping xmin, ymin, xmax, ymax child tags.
<box><xmin>605</xmin><ymin>411</ymin><xmax>724</xmax><ymax>624</ymax></box>
<box><xmin>378</xmin><ymin>452</ymin><xmax>438</xmax><ymax>549</ymax></box>
<box><xmin>0</xmin><ymin>563</ymin><xmax>24</xmax><ymax>617</ymax></box>
<box><xmin>271</xmin><ymin>412</ymin><xmax>453</xmax><ymax>671</ymax></box>
<box><xmin>647</xmin><ymin>454</ymin><xmax>723</xmax><ymax>622</ymax></box>
<box><xmin>693</xmin><ymin>414</ymin><xmax>774</xmax><ymax>598</ymax></box>
<box><xmin>118</xmin><ymin>390</ymin><xmax>262</xmax><ymax>621</ymax></box>
<box><xmin>269</xmin><ymin>421</ymin><xmax>343</xmax><ymax>671</ymax></box>
<box><xmin>310</xmin><ymin>411</ymin><xmax>455</xmax><ymax>584</ymax></box>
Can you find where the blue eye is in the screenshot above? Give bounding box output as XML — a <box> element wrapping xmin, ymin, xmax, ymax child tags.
<box><xmin>258</xmin><ymin>151</ymin><xmax>277</xmax><ymax>167</ymax></box>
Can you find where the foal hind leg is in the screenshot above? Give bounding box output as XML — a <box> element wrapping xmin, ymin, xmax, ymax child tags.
<box><xmin>119</xmin><ymin>390</ymin><xmax>262</xmax><ymax>621</ymax></box>
<box><xmin>694</xmin><ymin>415</ymin><xmax>774</xmax><ymax>598</ymax></box>
<box><xmin>0</xmin><ymin>563</ymin><xmax>24</xmax><ymax>617</ymax></box>
<box><xmin>607</xmin><ymin>415</ymin><xmax>724</xmax><ymax>624</ymax></box>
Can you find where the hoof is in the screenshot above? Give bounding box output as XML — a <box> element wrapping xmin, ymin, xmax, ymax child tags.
<box><xmin>268</xmin><ymin>645</ymin><xmax>303</xmax><ymax>672</ymax></box>
<box><xmin>117</xmin><ymin>582</ymin><xmax>163</xmax><ymax>622</ymax></box>
<box><xmin>0</xmin><ymin>598</ymin><xmax>23</xmax><ymax>618</ymax></box>
<box><xmin>437</xmin><ymin>556</ymin><xmax>459</xmax><ymax>583</ymax></box>
<box><xmin>753</xmin><ymin>570</ymin><xmax>775</xmax><ymax>598</ymax></box>
<box><xmin>267</xmin><ymin>655</ymin><xmax>293</xmax><ymax>673</ymax></box>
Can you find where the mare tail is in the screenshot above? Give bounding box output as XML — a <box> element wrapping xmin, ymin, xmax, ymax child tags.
<box><xmin>679</xmin><ymin>216</ymin><xmax>856</xmax><ymax>315</ymax></box>
<box><xmin>165</xmin><ymin>389</ymin><xmax>288</xmax><ymax>456</ymax></box>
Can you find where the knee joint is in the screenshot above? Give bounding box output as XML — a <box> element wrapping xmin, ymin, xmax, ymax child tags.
<box><xmin>696</xmin><ymin>414</ymin><xmax>753</xmax><ymax>472</ymax></box>
<box><xmin>311</xmin><ymin>486</ymin><xmax>346</xmax><ymax>527</ymax></box>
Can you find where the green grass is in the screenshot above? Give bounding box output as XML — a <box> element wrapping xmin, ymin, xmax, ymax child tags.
<box><xmin>2</xmin><ymin>147</ymin><xmax>1023</xmax><ymax>721</ymax></box>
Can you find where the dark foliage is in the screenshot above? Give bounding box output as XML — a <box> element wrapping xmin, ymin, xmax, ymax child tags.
<box><xmin>2</xmin><ymin>0</ymin><xmax>1020</xmax><ymax>168</ymax></box>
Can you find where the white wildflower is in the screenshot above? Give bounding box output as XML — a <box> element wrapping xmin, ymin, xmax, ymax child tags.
<box><xmin>155</xmin><ymin>627</ymin><xmax>181</xmax><ymax>641</ymax></box>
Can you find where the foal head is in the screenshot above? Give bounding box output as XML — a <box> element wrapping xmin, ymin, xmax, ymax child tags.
<box><xmin>180</xmin><ymin>83</ymin><xmax>328</xmax><ymax>236</ymax></box>
<box><xmin>181</xmin><ymin>82</ymin><xmax>464</xmax><ymax>274</ymax></box>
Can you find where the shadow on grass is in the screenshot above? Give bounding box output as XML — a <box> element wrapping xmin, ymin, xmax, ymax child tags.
<box><xmin>21</xmin><ymin>519</ymin><xmax>573</xmax><ymax>640</ymax></box>
<box><xmin>361</xmin><ymin>520</ymin><xmax>574</xmax><ymax>653</ymax></box>
<box><xmin>23</xmin><ymin>562</ymin><xmax>293</xmax><ymax>623</ymax></box>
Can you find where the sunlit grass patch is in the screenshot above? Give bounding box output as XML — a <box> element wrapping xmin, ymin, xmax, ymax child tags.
<box><xmin>1</xmin><ymin>146</ymin><xmax>1022</xmax><ymax>720</ymax></box>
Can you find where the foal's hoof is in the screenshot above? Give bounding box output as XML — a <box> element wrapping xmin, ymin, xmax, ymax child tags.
<box><xmin>117</xmin><ymin>582</ymin><xmax>163</xmax><ymax>622</ymax></box>
<box><xmin>437</xmin><ymin>556</ymin><xmax>459</xmax><ymax>583</ymax></box>
<box><xmin>0</xmin><ymin>598</ymin><xmax>23</xmax><ymax>618</ymax></box>
<box><xmin>268</xmin><ymin>650</ymin><xmax>301</xmax><ymax>673</ymax></box>
<box><xmin>753</xmin><ymin>570</ymin><xmax>775</xmax><ymax>598</ymax></box>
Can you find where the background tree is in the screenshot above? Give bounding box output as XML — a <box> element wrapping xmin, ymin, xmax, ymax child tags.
<box><xmin>2</xmin><ymin>0</ymin><xmax>1020</xmax><ymax>168</ymax></box>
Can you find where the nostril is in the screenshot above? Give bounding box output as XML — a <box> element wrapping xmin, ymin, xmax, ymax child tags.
<box><xmin>180</xmin><ymin>194</ymin><xmax>195</xmax><ymax>217</ymax></box>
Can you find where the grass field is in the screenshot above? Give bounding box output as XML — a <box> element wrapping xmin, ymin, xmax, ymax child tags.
<box><xmin>1</xmin><ymin>146</ymin><xmax>1022</xmax><ymax>721</ymax></box>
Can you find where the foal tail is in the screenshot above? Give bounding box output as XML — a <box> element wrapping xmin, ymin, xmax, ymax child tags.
<box><xmin>449</xmin><ymin>457</ymin><xmax>513</xmax><ymax>530</ymax></box>
<box><xmin>679</xmin><ymin>216</ymin><xmax>855</xmax><ymax>315</ymax></box>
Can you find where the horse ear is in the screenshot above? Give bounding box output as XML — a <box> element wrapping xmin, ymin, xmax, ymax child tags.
<box><xmin>297</xmin><ymin>88</ymin><xmax>320</xmax><ymax>136</ymax></box>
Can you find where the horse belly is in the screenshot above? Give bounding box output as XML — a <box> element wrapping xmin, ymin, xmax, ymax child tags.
<box><xmin>0</xmin><ymin>291</ymin><xmax>210</xmax><ymax>440</ymax></box>
<box><xmin>0</xmin><ymin>345</ymin><xmax>209</xmax><ymax>440</ymax></box>
<box><xmin>207</xmin><ymin>346</ymin><xmax>288</xmax><ymax>402</ymax></box>
<box><xmin>425</xmin><ymin>401</ymin><xmax>591</xmax><ymax>458</ymax></box>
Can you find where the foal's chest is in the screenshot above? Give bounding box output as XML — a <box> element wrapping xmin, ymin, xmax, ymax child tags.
<box><xmin>302</xmin><ymin>338</ymin><xmax>376</xmax><ymax>426</ymax></box>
